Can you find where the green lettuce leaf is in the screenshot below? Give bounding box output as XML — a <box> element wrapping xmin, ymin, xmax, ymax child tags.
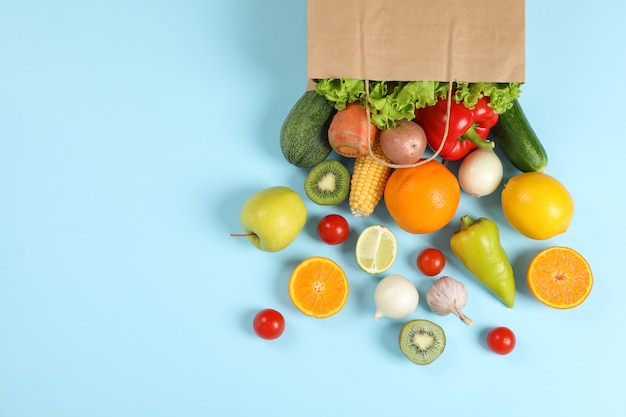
<box><xmin>454</xmin><ymin>82</ymin><xmax>522</xmax><ymax>114</ymax></box>
<box><xmin>314</xmin><ymin>78</ymin><xmax>522</xmax><ymax>129</ymax></box>
<box><xmin>313</xmin><ymin>78</ymin><xmax>366</xmax><ymax>110</ymax></box>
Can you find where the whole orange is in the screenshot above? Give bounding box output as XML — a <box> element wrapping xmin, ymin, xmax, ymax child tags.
<box><xmin>383</xmin><ymin>160</ymin><xmax>460</xmax><ymax>234</ymax></box>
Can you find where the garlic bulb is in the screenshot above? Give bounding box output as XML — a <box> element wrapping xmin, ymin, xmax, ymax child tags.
<box><xmin>426</xmin><ymin>276</ymin><xmax>474</xmax><ymax>326</ymax></box>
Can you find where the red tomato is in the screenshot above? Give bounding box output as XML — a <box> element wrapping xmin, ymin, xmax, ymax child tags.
<box><xmin>253</xmin><ymin>309</ymin><xmax>285</xmax><ymax>340</ymax></box>
<box><xmin>487</xmin><ymin>326</ymin><xmax>516</xmax><ymax>355</ymax></box>
<box><xmin>416</xmin><ymin>248</ymin><xmax>445</xmax><ymax>276</ymax></box>
<box><xmin>317</xmin><ymin>214</ymin><xmax>350</xmax><ymax>245</ymax></box>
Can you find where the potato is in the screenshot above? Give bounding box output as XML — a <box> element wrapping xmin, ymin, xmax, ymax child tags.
<box><xmin>379</xmin><ymin>119</ymin><xmax>427</xmax><ymax>164</ymax></box>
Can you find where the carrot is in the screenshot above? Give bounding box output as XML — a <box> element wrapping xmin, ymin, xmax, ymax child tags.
<box><xmin>327</xmin><ymin>102</ymin><xmax>378</xmax><ymax>158</ymax></box>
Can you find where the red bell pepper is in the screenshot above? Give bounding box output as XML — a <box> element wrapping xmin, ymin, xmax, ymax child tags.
<box><xmin>415</xmin><ymin>96</ymin><xmax>499</xmax><ymax>161</ymax></box>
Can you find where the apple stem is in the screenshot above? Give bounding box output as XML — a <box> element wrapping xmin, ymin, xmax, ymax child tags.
<box><xmin>230</xmin><ymin>233</ymin><xmax>254</xmax><ymax>237</ymax></box>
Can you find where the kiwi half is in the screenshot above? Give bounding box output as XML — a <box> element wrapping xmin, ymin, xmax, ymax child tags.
<box><xmin>304</xmin><ymin>159</ymin><xmax>350</xmax><ymax>205</ymax></box>
<box><xmin>398</xmin><ymin>319</ymin><xmax>446</xmax><ymax>365</ymax></box>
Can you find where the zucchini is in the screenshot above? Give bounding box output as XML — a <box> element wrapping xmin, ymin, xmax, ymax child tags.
<box><xmin>490</xmin><ymin>99</ymin><xmax>548</xmax><ymax>172</ymax></box>
<box><xmin>280</xmin><ymin>90</ymin><xmax>337</xmax><ymax>168</ymax></box>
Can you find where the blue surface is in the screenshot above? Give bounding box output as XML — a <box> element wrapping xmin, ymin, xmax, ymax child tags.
<box><xmin>1</xmin><ymin>1</ymin><xmax>624</xmax><ymax>416</ymax></box>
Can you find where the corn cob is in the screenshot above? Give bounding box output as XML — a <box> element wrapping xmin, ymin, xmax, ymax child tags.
<box><xmin>349</xmin><ymin>139</ymin><xmax>393</xmax><ymax>217</ymax></box>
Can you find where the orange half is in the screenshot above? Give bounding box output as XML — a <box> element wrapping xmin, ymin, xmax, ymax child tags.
<box><xmin>289</xmin><ymin>257</ymin><xmax>349</xmax><ymax>318</ymax></box>
<box><xmin>527</xmin><ymin>246</ymin><xmax>593</xmax><ymax>309</ymax></box>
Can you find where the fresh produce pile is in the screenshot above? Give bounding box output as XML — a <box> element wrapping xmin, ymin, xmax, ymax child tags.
<box><xmin>233</xmin><ymin>78</ymin><xmax>594</xmax><ymax>365</ymax></box>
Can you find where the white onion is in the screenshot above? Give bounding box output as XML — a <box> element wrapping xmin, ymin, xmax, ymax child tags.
<box><xmin>458</xmin><ymin>147</ymin><xmax>503</xmax><ymax>197</ymax></box>
<box><xmin>373</xmin><ymin>274</ymin><xmax>419</xmax><ymax>321</ymax></box>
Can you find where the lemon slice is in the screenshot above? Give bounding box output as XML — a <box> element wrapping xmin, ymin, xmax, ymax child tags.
<box><xmin>355</xmin><ymin>225</ymin><xmax>398</xmax><ymax>274</ymax></box>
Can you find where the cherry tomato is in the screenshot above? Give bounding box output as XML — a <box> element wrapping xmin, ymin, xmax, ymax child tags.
<box><xmin>253</xmin><ymin>309</ymin><xmax>285</xmax><ymax>340</ymax></box>
<box><xmin>317</xmin><ymin>214</ymin><xmax>350</xmax><ymax>245</ymax></box>
<box><xmin>487</xmin><ymin>326</ymin><xmax>516</xmax><ymax>355</ymax></box>
<box><xmin>416</xmin><ymin>247</ymin><xmax>446</xmax><ymax>276</ymax></box>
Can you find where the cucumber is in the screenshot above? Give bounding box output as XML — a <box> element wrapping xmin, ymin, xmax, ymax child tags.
<box><xmin>280</xmin><ymin>90</ymin><xmax>337</xmax><ymax>168</ymax></box>
<box><xmin>489</xmin><ymin>99</ymin><xmax>548</xmax><ymax>172</ymax></box>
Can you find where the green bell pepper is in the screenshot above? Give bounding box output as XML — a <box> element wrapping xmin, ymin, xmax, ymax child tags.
<box><xmin>450</xmin><ymin>215</ymin><xmax>515</xmax><ymax>308</ymax></box>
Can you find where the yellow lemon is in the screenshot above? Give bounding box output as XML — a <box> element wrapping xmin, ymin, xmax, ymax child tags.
<box><xmin>501</xmin><ymin>172</ymin><xmax>574</xmax><ymax>240</ymax></box>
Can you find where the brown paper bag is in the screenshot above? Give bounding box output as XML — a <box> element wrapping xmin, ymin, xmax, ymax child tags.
<box><xmin>307</xmin><ymin>0</ymin><xmax>525</xmax><ymax>83</ymax></box>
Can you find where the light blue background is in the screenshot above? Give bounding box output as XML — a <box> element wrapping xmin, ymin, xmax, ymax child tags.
<box><xmin>1</xmin><ymin>1</ymin><xmax>624</xmax><ymax>416</ymax></box>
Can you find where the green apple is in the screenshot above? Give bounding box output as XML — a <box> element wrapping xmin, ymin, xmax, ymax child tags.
<box><xmin>233</xmin><ymin>186</ymin><xmax>307</xmax><ymax>252</ymax></box>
